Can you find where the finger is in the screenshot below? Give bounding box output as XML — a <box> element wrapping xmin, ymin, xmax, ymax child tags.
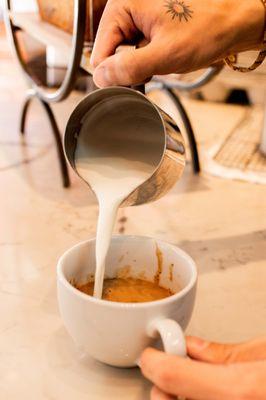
<box><xmin>151</xmin><ymin>386</ymin><xmax>175</xmax><ymax>400</ymax></box>
<box><xmin>186</xmin><ymin>337</ymin><xmax>237</xmax><ymax>364</ymax></box>
<box><xmin>140</xmin><ymin>348</ymin><xmax>245</xmax><ymax>400</ymax></box>
<box><xmin>234</xmin><ymin>337</ymin><xmax>266</xmax><ymax>362</ymax></box>
<box><xmin>91</xmin><ymin>2</ymin><xmax>137</xmax><ymax>67</ymax></box>
<box><xmin>187</xmin><ymin>336</ymin><xmax>266</xmax><ymax>363</ymax></box>
<box><xmin>93</xmin><ymin>43</ymin><xmax>161</xmax><ymax>87</ymax></box>
<box><xmin>91</xmin><ymin>25</ymin><xmax>125</xmax><ymax>68</ymax></box>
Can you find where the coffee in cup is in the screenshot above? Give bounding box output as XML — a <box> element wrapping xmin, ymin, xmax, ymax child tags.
<box><xmin>76</xmin><ymin>277</ymin><xmax>176</xmax><ymax>303</ymax></box>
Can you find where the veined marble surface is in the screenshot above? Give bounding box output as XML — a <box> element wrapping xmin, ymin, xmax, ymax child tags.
<box><xmin>0</xmin><ymin>25</ymin><xmax>266</xmax><ymax>400</ymax></box>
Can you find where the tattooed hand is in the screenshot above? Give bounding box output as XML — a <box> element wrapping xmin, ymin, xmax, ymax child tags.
<box><xmin>164</xmin><ymin>1</ymin><xmax>193</xmax><ymax>22</ymax></box>
<box><xmin>91</xmin><ymin>0</ymin><xmax>265</xmax><ymax>87</ymax></box>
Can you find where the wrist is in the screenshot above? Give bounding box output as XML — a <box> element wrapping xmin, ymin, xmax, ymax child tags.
<box><xmin>227</xmin><ymin>0</ymin><xmax>265</xmax><ymax>54</ymax></box>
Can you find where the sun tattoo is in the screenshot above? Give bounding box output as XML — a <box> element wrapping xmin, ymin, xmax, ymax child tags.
<box><xmin>164</xmin><ymin>0</ymin><xmax>193</xmax><ymax>22</ymax></box>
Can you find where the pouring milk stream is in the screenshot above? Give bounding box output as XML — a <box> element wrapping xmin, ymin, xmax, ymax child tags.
<box><xmin>74</xmin><ymin>94</ymin><xmax>164</xmax><ymax>298</ymax></box>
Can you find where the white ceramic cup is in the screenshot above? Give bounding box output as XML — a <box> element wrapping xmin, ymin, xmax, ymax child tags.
<box><xmin>57</xmin><ymin>235</ymin><xmax>197</xmax><ymax>368</ymax></box>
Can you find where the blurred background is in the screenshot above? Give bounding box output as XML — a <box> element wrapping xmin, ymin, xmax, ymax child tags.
<box><xmin>0</xmin><ymin>1</ymin><xmax>265</xmax><ymax>399</ymax></box>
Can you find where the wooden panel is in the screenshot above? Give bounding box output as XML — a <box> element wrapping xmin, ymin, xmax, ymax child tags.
<box><xmin>10</xmin><ymin>12</ymin><xmax>72</xmax><ymax>56</ymax></box>
<box><xmin>37</xmin><ymin>0</ymin><xmax>107</xmax><ymax>43</ymax></box>
<box><xmin>9</xmin><ymin>12</ymin><xmax>93</xmax><ymax>74</ymax></box>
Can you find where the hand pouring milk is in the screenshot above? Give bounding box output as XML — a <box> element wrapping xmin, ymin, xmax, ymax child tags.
<box><xmin>74</xmin><ymin>94</ymin><xmax>164</xmax><ymax>298</ymax></box>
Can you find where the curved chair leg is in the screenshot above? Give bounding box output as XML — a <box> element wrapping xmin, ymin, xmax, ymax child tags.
<box><xmin>19</xmin><ymin>92</ymin><xmax>70</xmax><ymax>188</ymax></box>
<box><xmin>20</xmin><ymin>93</ymin><xmax>33</xmax><ymax>135</ymax></box>
<box><xmin>39</xmin><ymin>100</ymin><xmax>70</xmax><ymax>188</ymax></box>
<box><xmin>164</xmin><ymin>87</ymin><xmax>200</xmax><ymax>174</ymax></box>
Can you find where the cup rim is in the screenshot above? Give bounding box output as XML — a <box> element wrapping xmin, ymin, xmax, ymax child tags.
<box><xmin>57</xmin><ymin>235</ymin><xmax>197</xmax><ymax>309</ymax></box>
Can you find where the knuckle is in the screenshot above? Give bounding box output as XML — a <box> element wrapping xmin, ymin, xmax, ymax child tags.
<box><xmin>224</xmin><ymin>346</ymin><xmax>240</xmax><ymax>364</ymax></box>
<box><xmin>117</xmin><ymin>53</ymin><xmax>140</xmax><ymax>84</ymax></box>
<box><xmin>209</xmin><ymin>343</ymin><xmax>236</xmax><ymax>364</ymax></box>
<box><xmin>125</xmin><ymin>63</ymin><xmax>138</xmax><ymax>83</ymax></box>
<box><xmin>125</xmin><ymin>53</ymin><xmax>145</xmax><ymax>82</ymax></box>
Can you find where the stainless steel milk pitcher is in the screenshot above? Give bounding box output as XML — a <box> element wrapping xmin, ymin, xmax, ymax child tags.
<box><xmin>64</xmin><ymin>87</ymin><xmax>186</xmax><ymax>206</ymax></box>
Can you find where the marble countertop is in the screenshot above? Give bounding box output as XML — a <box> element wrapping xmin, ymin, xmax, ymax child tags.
<box><xmin>1</xmin><ymin>30</ymin><xmax>266</xmax><ymax>399</ymax></box>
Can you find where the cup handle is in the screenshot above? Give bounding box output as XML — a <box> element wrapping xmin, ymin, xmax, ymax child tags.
<box><xmin>148</xmin><ymin>318</ymin><xmax>187</xmax><ymax>357</ymax></box>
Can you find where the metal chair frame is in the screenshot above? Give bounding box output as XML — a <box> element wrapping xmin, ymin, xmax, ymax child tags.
<box><xmin>4</xmin><ymin>0</ymin><xmax>87</xmax><ymax>187</ymax></box>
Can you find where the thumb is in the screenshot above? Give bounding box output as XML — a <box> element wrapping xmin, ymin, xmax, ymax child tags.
<box><xmin>187</xmin><ymin>337</ymin><xmax>236</xmax><ymax>364</ymax></box>
<box><xmin>93</xmin><ymin>44</ymin><xmax>160</xmax><ymax>87</ymax></box>
<box><xmin>187</xmin><ymin>336</ymin><xmax>266</xmax><ymax>364</ymax></box>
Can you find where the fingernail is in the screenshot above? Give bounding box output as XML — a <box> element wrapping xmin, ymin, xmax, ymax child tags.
<box><xmin>93</xmin><ymin>66</ymin><xmax>110</xmax><ymax>88</ymax></box>
<box><xmin>190</xmin><ymin>337</ymin><xmax>209</xmax><ymax>349</ymax></box>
